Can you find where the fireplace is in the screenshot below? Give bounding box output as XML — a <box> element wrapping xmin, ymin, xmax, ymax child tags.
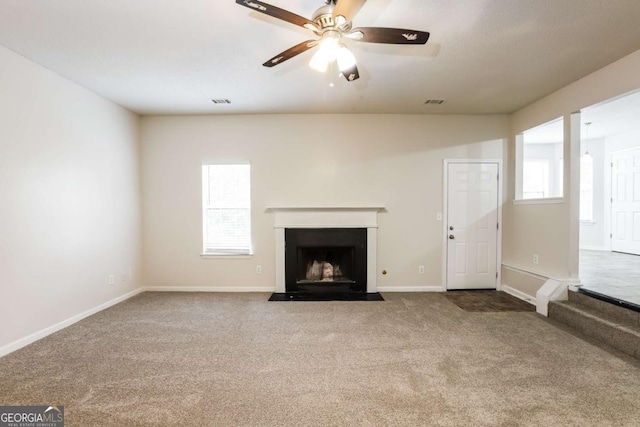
<box><xmin>268</xmin><ymin>206</ymin><xmax>384</xmax><ymax>298</ymax></box>
<box><xmin>285</xmin><ymin>228</ymin><xmax>367</xmax><ymax>294</ymax></box>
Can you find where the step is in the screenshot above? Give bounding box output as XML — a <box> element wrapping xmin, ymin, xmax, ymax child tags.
<box><xmin>570</xmin><ymin>290</ymin><xmax>640</xmax><ymax>326</ymax></box>
<box><xmin>549</xmin><ymin>291</ymin><xmax>640</xmax><ymax>360</ymax></box>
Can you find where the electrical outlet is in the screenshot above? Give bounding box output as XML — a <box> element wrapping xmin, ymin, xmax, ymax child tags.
<box><xmin>418</xmin><ymin>265</ymin><xmax>425</xmax><ymax>274</ymax></box>
<box><xmin>256</xmin><ymin>265</ymin><xmax>262</xmax><ymax>274</ymax></box>
<box><xmin>108</xmin><ymin>275</ymin><xmax>115</xmax><ymax>286</ymax></box>
<box><xmin>533</xmin><ymin>254</ymin><xmax>539</xmax><ymax>265</ymax></box>
<box><xmin>120</xmin><ymin>274</ymin><xmax>127</xmax><ymax>284</ymax></box>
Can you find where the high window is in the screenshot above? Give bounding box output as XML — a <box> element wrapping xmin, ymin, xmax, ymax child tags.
<box><xmin>202</xmin><ymin>164</ymin><xmax>252</xmax><ymax>255</ymax></box>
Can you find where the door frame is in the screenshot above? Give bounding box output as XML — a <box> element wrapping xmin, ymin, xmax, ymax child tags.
<box><xmin>442</xmin><ymin>159</ymin><xmax>504</xmax><ymax>291</ymax></box>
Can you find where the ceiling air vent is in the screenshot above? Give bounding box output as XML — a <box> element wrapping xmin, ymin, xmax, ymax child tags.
<box><xmin>211</xmin><ymin>99</ymin><xmax>231</xmax><ymax>104</ymax></box>
<box><xmin>424</xmin><ymin>99</ymin><xmax>446</xmax><ymax>105</ymax></box>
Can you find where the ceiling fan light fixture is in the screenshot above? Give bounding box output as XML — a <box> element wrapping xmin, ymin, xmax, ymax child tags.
<box><xmin>235</xmin><ymin>0</ymin><xmax>430</xmax><ymax>84</ymax></box>
<box><xmin>336</xmin><ymin>45</ymin><xmax>356</xmax><ymax>72</ymax></box>
<box><xmin>309</xmin><ymin>49</ymin><xmax>329</xmax><ymax>72</ymax></box>
<box><xmin>309</xmin><ymin>36</ymin><xmax>340</xmax><ymax>73</ymax></box>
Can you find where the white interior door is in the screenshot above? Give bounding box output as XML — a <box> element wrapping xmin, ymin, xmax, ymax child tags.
<box><xmin>446</xmin><ymin>162</ymin><xmax>499</xmax><ymax>290</ymax></box>
<box><xmin>611</xmin><ymin>149</ymin><xmax>640</xmax><ymax>255</ymax></box>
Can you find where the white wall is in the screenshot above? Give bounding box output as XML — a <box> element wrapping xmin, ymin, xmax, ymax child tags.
<box><xmin>141</xmin><ymin>114</ymin><xmax>508</xmax><ymax>290</ymax></box>
<box><xmin>579</xmin><ymin>138</ymin><xmax>606</xmax><ymax>249</ymax></box>
<box><xmin>0</xmin><ymin>46</ymin><xmax>142</xmax><ymax>352</ymax></box>
<box><xmin>504</xmin><ymin>48</ymin><xmax>640</xmax><ymax>296</ymax></box>
<box><xmin>606</xmin><ymin>128</ymin><xmax>640</xmax><ymax>153</ymax></box>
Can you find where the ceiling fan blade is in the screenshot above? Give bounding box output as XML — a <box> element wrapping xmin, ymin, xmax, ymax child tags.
<box><xmin>348</xmin><ymin>27</ymin><xmax>430</xmax><ymax>44</ymax></box>
<box><xmin>236</xmin><ymin>0</ymin><xmax>318</xmax><ymax>31</ymax></box>
<box><xmin>263</xmin><ymin>40</ymin><xmax>318</xmax><ymax>68</ymax></box>
<box><xmin>341</xmin><ymin>64</ymin><xmax>360</xmax><ymax>82</ymax></box>
<box><xmin>332</xmin><ymin>0</ymin><xmax>367</xmax><ymax>26</ymax></box>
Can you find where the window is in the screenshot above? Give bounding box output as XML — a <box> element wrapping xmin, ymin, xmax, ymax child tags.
<box><xmin>580</xmin><ymin>153</ymin><xmax>594</xmax><ymax>221</ymax></box>
<box><xmin>523</xmin><ymin>159</ymin><xmax>549</xmax><ymax>199</ymax></box>
<box><xmin>517</xmin><ymin>117</ymin><xmax>564</xmax><ymax>200</ymax></box>
<box><xmin>202</xmin><ymin>164</ymin><xmax>252</xmax><ymax>255</ymax></box>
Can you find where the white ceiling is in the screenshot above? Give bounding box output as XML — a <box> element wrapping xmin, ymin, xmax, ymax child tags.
<box><xmin>583</xmin><ymin>89</ymin><xmax>640</xmax><ymax>140</ymax></box>
<box><xmin>1</xmin><ymin>0</ymin><xmax>640</xmax><ymax>116</ymax></box>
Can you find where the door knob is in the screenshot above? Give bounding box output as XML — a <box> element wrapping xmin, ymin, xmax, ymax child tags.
<box><xmin>449</xmin><ymin>226</ymin><xmax>454</xmax><ymax>230</ymax></box>
<box><xmin>449</xmin><ymin>235</ymin><xmax>455</xmax><ymax>240</ymax></box>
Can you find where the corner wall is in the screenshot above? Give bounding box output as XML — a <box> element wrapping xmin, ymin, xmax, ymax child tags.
<box><xmin>0</xmin><ymin>46</ymin><xmax>142</xmax><ymax>352</ymax></box>
<box><xmin>503</xmin><ymin>49</ymin><xmax>640</xmax><ymax>297</ymax></box>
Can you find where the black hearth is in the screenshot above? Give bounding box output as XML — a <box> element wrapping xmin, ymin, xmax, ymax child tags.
<box><xmin>285</xmin><ymin>228</ymin><xmax>367</xmax><ymax>295</ymax></box>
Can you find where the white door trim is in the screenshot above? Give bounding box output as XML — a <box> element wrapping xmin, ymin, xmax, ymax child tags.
<box><xmin>442</xmin><ymin>159</ymin><xmax>503</xmax><ymax>291</ymax></box>
<box><xmin>609</xmin><ymin>146</ymin><xmax>640</xmax><ymax>255</ymax></box>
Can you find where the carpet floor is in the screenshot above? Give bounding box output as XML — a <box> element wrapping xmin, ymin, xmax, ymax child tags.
<box><xmin>1</xmin><ymin>292</ymin><xmax>640</xmax><ymax>426</ymax></box>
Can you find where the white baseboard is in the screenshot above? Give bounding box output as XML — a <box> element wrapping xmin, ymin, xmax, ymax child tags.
<box><xmin>144</xmin><ymin>286</ymin><xmax>275</xmax><ymax>293</ymax></box>
<box><xmin>377</xmin><ymin>286</ymin><xmax>444</xmax><ymax>292</ymax></box>
<box><xmin>501</xmin><ymin>285</ymin><xmax>536</xmax><ymax>306</ymax></box>
<box><xmin>0</xmin><ymin>288</ymin><xmax>144</xmax><ymax>358</ymax></box>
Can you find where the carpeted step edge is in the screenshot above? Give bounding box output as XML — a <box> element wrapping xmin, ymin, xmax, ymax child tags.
<box><xmin>549</xmin><ymin>301</ymin><xmax>640</xmax><ymax>360</ymax></box>
<box><xmin>568</xmin><ymin>291</ymin><xmax>640</xmax><ymax>328</ymax></box>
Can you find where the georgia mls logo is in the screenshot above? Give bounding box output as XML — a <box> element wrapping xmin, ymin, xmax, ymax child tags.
<box><xmin>0</xmin><ymin>405</ymin><xmax>64</xmax><ymax>427</ymax></box>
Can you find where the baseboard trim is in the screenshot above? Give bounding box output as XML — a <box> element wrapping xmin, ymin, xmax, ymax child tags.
<box><xmin>0</xmin><ymin>288</ymin><xmax>144</xmax><ymax>358</ymax></box>
<box><xmin>144</xmin><ymin>286</ymin><xmax>275</xmax><ymax>293</ymax></box>
<box><xmin>502</xmin><ymin>285</ymin><xmax>536</xmax><ymax>306</ymax></box>
<box><xmin>377</xmin><ymin>286</ymin><xmax>444</xmax><ymax>292</ymax></box>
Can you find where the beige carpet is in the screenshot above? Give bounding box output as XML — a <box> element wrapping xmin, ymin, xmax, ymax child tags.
<box><xmin>1</xmin><ymin>292</ymin><xmax>640</xmax><ymax>426</ymax></box>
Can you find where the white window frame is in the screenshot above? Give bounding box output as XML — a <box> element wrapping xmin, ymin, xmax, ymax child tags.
<box><xmin>201</xmin><ymin>164</ymin><xmax>253</xmax><ymax>257</ymax></box>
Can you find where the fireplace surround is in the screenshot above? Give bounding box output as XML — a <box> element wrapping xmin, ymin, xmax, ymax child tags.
<box><xmin>268</xmin><ymin>206</ymin><xmax>384</xmax><ymax>296</ymax></box>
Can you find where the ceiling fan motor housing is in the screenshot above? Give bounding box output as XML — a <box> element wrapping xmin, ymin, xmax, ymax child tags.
<box><xmin>312</xmin><ymin>4</ymin><xmax>351</xmax><ymax>34</ymax></box>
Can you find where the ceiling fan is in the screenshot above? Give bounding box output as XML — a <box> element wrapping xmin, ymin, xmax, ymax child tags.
<box><xmin>235</xmin><ymin>0</ymin><xmax>430</xmax><ymax>82</ymax></box>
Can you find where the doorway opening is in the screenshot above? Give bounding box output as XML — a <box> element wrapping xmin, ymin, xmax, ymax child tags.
<box><xmin>579</xmin><ymin>89</ymin><xmax>640</xmax><ymax>308</ymax></box>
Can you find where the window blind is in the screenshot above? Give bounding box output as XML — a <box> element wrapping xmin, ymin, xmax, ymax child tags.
<box><xmin>202</xmin><ymin>164</ymin><xmax>252</xmax><ymax>255</ymax></box>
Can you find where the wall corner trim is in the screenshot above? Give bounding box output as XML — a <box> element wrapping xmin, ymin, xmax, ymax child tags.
<box><xmin>536</xmin><ymin>279</ymin><xmax>570</xmax><ymax>316</ymax></box>
<box><xmin>0</xmin><ymin>288</ymin><xmax>145</xmax><ymax>358</ymax></box>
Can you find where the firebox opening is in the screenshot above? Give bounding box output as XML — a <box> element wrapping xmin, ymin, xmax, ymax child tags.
<box><xmin>297</xmin><ymin>247</ymin><xmax>356</xmax><ymax>285</ymax></box>
<box><xmin>284</xmin><ymin>228</ymin><xmax>367</xmax><ymax>294</ymax></box>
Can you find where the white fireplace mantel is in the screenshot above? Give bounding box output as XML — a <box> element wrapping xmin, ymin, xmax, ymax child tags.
<box><xmin>268</xmin><ymin>206</ymin><xmax>384</xmax><ymax>293</ymax></box>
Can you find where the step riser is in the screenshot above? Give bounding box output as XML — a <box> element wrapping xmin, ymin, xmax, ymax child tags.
<box><xmin>570</xmin><ymin>291</ymin><xmax>640</xmax><ymax>327</ymax></box>
<box><xmin>549</xmin><ymin>303</ymin><xmax>640</xmax><ymax>359</ymax></box>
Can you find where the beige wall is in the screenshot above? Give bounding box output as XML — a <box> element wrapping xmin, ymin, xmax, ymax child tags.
<box><xmin>504</xmin><ymin>49</ymin><xmax>640</xmax><ymax>294</ymax></box>
<box><xmin>0</xmin><ymin>46</ymin><xmax>142</xmax><ymax>351</ymax></box>
<box><xmin>141</xmin><ymin>114</ymin><xmax>508</xmax><ymax>290</ymax></box>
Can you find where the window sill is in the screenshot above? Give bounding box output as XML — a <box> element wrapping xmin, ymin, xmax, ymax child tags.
<box><xmin>513</xmin><ymin>197</ymin><xmax>564</xmax><ymax>205</ymax></box>
<box><xmin>200</xmin><ymin>254</ymin><xmax>253</xmax><ymax>259</ymax></box>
